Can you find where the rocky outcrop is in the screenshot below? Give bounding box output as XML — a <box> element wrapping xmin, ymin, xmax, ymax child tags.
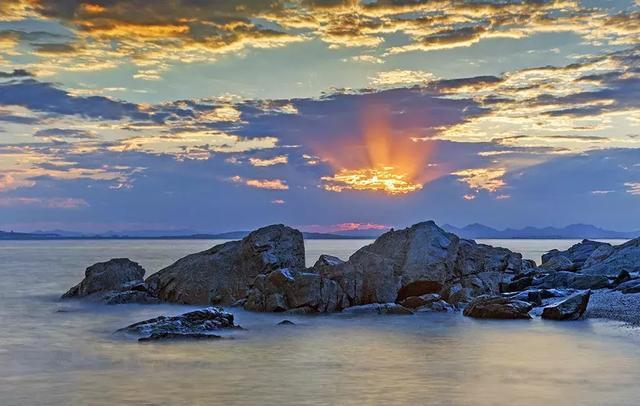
<box><xmin>541</xmin><ymin>240</ymin><xmax>609</xmax><ymax>269</ymax></box>
<box><xmin>244</xmin><ymin>221</ymin><xmax>532</xmax><ymax>313</ymax></box>
<box><xmin>146</xmin><ymin>225</ymin><xmax>305</xmax><ymax>305</ymax></box>
<box><xmin>580</xmin><ymin>238</ymin><xmax>640</xmax><ymax>277</ymax></box>
<box><xmin>62</xmin><ymin>258</ymin><xmax>157</xmax><ymax>304</ymax></box>
<box><xmin>541</xmin><ymin>290</ymin><xmax>590</xmax><ymax>320</ymax></box>
<box><xmin>463</xmin><ymin>295</ymin><xmax>533</xmax><ymax>319</ymax></box>
<box><xmin>117</xmin><ymin>307</ymin><xmax>240</xmax><ymax>341</ymax></box>
<box><xmin>539</xmin><ymin>255</ymin><xmax>574</xmax><ymax>272</ymax></box>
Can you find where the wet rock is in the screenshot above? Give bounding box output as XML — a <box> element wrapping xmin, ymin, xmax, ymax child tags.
<box><xmin>103</xmin><ymin>290</ymin><xmax>160</xmax><ymax>305</ymax></box>
<box><xmin>139</xmin><ymin>332</ymin><xmax>223</xmax><ymax>342</ymax></box>
<box><xmin>117</xmin><ymin>307</ymin><xmax>240</xmax><ymax>340</ymax></box>
<box><xmin>146</xmin><ymin>225</ymin><xmax>305</xmax><ymax>305</ymax></box>
<box><xmin>542</xmin><ymin>240</ymin><xmax>609</xmax><ymax>270</ymax></box>
<box><xmin>541</xmin><ymin>290</ymin><xmax>590</xmax><ymax>320</ymax></box>
<box><xmin>415</xmin><ymin>300</ymin><xmax>454</xmax><ymax>312</ymax></box>
<box><xmin>463</xmin><ymin>295</ymin><xmax>533</xmax><ymax>319</ymax></box>
<box><xmin>341</xmin><ymin>303</ymin><xmax>414</xmax><ymax>315</ymax></box>
<box><xmin>399</xmin><ymin>293</ymin><xmax>442</xmax><ymax>309</ymax></box>
<box><xmin>534</xmin><ymin>271</ymin><xmax>609</xmax><ymax>290</ymax></box>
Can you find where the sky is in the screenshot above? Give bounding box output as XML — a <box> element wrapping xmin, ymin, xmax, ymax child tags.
<box><xmin>0</xmin><ymin>0</ymin><xmax>639</xmax><ymax>233</ymax></box>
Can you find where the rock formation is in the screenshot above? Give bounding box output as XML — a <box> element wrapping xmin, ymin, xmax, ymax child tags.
<box><xmin>541</xmin><ymin>290</ymin><xmax>591</xmax><ymax>320</ymax></box>
<box><xmin>463</xmin><ymin>295</ymin><xmax>533</xmax><ymax>319</ymax></box>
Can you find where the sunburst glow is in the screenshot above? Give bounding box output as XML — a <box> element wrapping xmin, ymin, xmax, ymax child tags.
<box><xmin>321</xmin><ymin>167</ymin><xmax>423</xmax><ymax>195</ymax></box>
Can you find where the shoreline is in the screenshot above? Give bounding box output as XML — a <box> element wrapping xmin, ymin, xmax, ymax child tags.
<box><xmin>586</xmin><ymin>290</ymin><xmax>640</xmax><ymax>327</ymax></box>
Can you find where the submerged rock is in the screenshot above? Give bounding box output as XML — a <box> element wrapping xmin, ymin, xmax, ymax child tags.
<box><xmin>117</xmin><ymin>307</ymin><xmax>240</xmax><ymax>341</ymax></box>
<box><xmin>62</xmin><ymin>258</ymin><xmax>157</xmax><ymax>304</ymax></box>
<box><xmin>146</xmin><ymin>224</ymin><xmax>305</xmax><ymax>305</ymax></box>
<box><xmin>341</xmin><ymin>303</ymin><xmax>414</xmax><ymax>315</ymax></box>
<box><xmin>463</xmin><ymin>295</ymin><xmax>533</xmax><ymax>319</ymax></box>
<box><xmin>541</xmin><ymin>290</ymin><xmax>590</xmax><ymax>320</ymax></box>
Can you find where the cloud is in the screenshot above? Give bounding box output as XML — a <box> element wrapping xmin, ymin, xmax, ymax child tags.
<box><xmin>368</xmin><ymin>69</ymin><xmax>437</xmax><ymax>87</ymax></box>
<box><xmin>34</xmin><ymin>128</ymin><xmax>97</xmax><ymax>139</ymax></box>
<box><xmin>249</xmin><ymin>155</ymin><xmax>288</xmax><ymax>167</ymax></box>
<box><xmin>231</xmin><ymin>175</ymin><xmax>289</xmax><ymax>190</ymax></box>
<box><xmin>300</xmin><ymin>222</ymin><xmax>389</xmax><ymax>233</ymax></box>
<box><xmin>0</xmin><ymin>196</ymin><xmax>88</xmax><ymax>208</ymax></box>
<box><xmin>0</xmin><ymin>68</ymin><xmax>33</xmax><ymax>78</ymax></box>
<box><xmin>625</xmin><ymin>182</ymin><xmax>640</xmax><ymax>195</ymax></box>
<box><xmin>452</xmin><ymin>167</ymin><xmax>506</xmax><ymax>193</ymax></box>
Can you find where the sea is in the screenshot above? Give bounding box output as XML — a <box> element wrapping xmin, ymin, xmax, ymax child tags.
<box><xmin>1</xmin><ymin>239</ymin><xmax>639</xmax><ymax>405</ymax></box>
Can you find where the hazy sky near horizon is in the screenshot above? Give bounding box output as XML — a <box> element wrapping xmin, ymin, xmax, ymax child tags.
<box><xmin>0</xmin><ymin>0</ymin><xmax>639</xmax><ymax>233</ymax></box>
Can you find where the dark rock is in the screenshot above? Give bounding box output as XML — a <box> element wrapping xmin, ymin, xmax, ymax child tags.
<box><xmin>508</xmin><ymin>290</ymin><xmax>543</xmax><ymax>306</ymax></box>
<box><xmin>541</xmin><ymin>290</ymin><xmax>590</xmax><ymax>320</ymax></box>
<box><xmin>415</xmin><ymin>300</ymin><xmax>454</xmax><ymax>312</ymax></box>
<box><xmin>117</xmin><ymin>307</ymin><xmax>240</xmax><ymax>340</ymax></box>
<box><xmin>541</xmin><ymin>240</ymin><xmax>609</xmax><ymax>269</ymax></box>
<box><xmin>580</xmin><ymin>238</ymin><xmax>640</xmax><ymax>277</ymax></box>
<box><xmin>539</xmin><ymin>255</ymin><xmax>574</xmax><ymax>272</ymax></box>
<box><xmin>396</xmin><ymin>281</ymin><xmax>443</xmax><ymax>301</ymax></box>
<box><xmin>612</xmin><ymin>270</ymin><xmax>631</xmax><ymax>286</ymax></box>
<box><xmin>277</xmin><ymin>320</ymin><xmax>295</xmax><ymax>325</ymax></box>
<box><xmin>138</xmin><ymin>332</ymin><xmax>223</xmax><ymax>342</ymax></box>
<box><xmin>146</xmin><ymin>225</ymin><xmax>305</xmax><ymax>305</ymax></box>
<box><xmin>499</xmin><ymin>276</ymin><xmax>534</xmax><ymax>293</ymax></box>
<box><xmin>63</xmin><ymin>258</ymin><xmax>146</xmax><ymax>298</ymax></box>
<box><xmin>341</xmin><ymin>303</ymin><xmax>414</xmax><ymax>315</ymax></box>
<box><xmin>309</xmin><ymin>255</ymin><xmax>344</xmax><ymax>273</ymax></box>
<box><xmin>534</xmin><ymin>271</ymin><xmax>609</xmax><ymax>290</ymax></box>
<box><xmin>103</xmin><ymin>290</ymin><xmax>160</xmax><ymax>305</ymax></box>
<box><xmin>399</xmin><ymin>293</ymin><xmax>442</xmax><ymax>309</ymax></box>
<box><xmin>463</xmin><ymin>295</ymin><xmax>533</xmax><ymax>319</ymax></box>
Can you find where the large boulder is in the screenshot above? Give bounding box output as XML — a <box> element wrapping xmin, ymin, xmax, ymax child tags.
<box><xmin>244</xmin><ymin>221</ymin><xmax>531</xmax><ymax>313</ymax></box>
<box><xmin>534</xmin><ymin>271</ymin><xmax>609</xmax><ymax>290</ymax></box>
<box><xmin>62</xmin><ymin>258</ymin><xmax>157</xmax><ymax>304</ymax></box>
<box><xmin>539</xmin><ymin>255</ymin><xmax>574</xmax><ymax>272</ymax></box>
<box><xmin>463</xmin><ymin>295</ymin><xmax>533</xmax><ymax>319</ymax></box>
<box><xmin>580</xmin><ymin>238</ymin><xmax>640</xmax><ymax>277</ymax></box>
<box><xmin>146</xmin><ymin>225</ymin><xmax>305</xmax><ymax>305</ymax></box>
<box><xmin>541</xmin><ymin>240</ymin><xmax>609</xmax><ymax>270</ymax></box>
<box><xmin>541</xmin><ymin>290</ymin><xmax>590</xmax><ymax>320</ymax></box>
<box><xmin>116</xmin><ymin>307</ymin><xmax>240</xmax><ymax>341</ymax></box>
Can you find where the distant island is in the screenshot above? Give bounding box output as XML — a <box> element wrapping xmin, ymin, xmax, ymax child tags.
<box><xmin>1</xmin><ymin>223</ymin><xmax>638</xmax><ymax>240</ymax></box>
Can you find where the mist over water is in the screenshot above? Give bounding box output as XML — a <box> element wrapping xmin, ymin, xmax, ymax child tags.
<box><xmin>1</xmin><ymin>239</ymin><xmax>639</xmax><ymax>405</ymax></box>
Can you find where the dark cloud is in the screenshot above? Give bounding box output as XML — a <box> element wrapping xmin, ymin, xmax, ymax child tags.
<box><xmin>33</xmin><ymin>128</ymin><xmax>97</xmax><ymax>139</ymax></box>
<box><xmin>0</xmin><ymin>69</ymin><xmax>33</xmax><ymax>78</ymax></box>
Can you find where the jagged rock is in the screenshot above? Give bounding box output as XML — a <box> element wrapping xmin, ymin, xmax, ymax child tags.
<box><xmin>542</xmin><ymin>240</ymin><xmax>609</xmax><ymax>269</ymax></box>
<box><xmin>534</xmin><ymin>271</ymin><xmax>609</xmax><ymax>290</ymax></box>
<box><xmin>541</xmin><ymin>290</ymin><xmax>590</xmax><ymax>320</ymax></box>
<box><xmin>399</xmin><ymin>293</ymin><xmax>442</xmax><ymax>309</ymax></box>
<box><xmin>415</xmin><ymin>300</ymin><xmax>454</xmax><ymax>312</ymax></box>
<box><xmin>341</xmin><ymin>303</ymin><xmax>414</xmax><ymax>315</ymax></box>
<box><xmin>62</xmin><ymin>258</ymin><xmax>157</xmax><ymax>304</ymax></box>
<box><xmin>580</xmin><ymin>238</ymin><xmax>640</xmax><ymax>277</ymax></box>
<box><xmin>146</xmin><ymin>225</ymin><xmax>305</xmax><ymax>305</ymax></box>
<box><xmin>539</xmin><ymin>255</ymin><xmax>574</xmax><ymax>272</ymax></box>
<box><xmin>463</xmin><ymin>295</ymin><xmax>533</xmax><ymax>319</ymax></box>
<box><xmin>117</xmin><ymin>307</ymin><xmax>239</xmax><ymax>341</ymax></box>
<box><xmin>499</xmin><ymin>276</ymin><xmax>534</xmax><ymax>293</ymax></box>
<box><xmin>582</xmin><ymin>244</ymin><xmax>616</xmax><ymax>269</ymax></box>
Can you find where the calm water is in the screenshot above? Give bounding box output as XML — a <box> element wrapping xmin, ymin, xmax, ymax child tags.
<box><xmin>1</xmin><ymin>239</ymin><xmax>638</xmax><ymax>405</ymax></box>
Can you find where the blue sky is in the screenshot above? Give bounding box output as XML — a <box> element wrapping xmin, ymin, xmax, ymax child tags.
<box><xmin>0</xmin><ymin>0</ymin><xmax>639</xmax><ymax>233</ymax></box>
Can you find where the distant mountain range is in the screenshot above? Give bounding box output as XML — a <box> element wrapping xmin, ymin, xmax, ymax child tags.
<box><xmin>1</xmin><ymin>223</ymin><xmax>638</xmax><ymax>241</ymax></box>
<box><xmin>442</xmin><ymin>223</ymin><xmax>639</xmax><ymax>239</ymax></box>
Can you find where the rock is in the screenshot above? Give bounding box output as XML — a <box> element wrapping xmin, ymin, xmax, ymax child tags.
<box><xmin>621</xmin><ymin>284</ymin><xmax>640</xmax><ymax>294</ymax></box>
<box><xmin>463</xmin><ymin>295</ymin><xmax>533</xmax><ymax>319</ymax></box>
<box><xmin>582</xmin><ymin>244</ymin><xmax>616</xmax><ymax>268</ymax></box>
<box><xmin>284</xmin><ymin>306</ymin><xmax>316</xmax><ymax>315</ymax></box>
<box><xmin>117</xmin><ymin>307</ymin><xmax>240</xmax><ymax>340</ymax></box>
<box><xmin>63</xmin><ymin>258</ymin><xmax>146</xmax><ymax>298</ymax></box>
<box><xmin>309</xmin><ymin>255</ymin><xmax>345</xmax><ymax>273</ymax></box>
<box><xmin>139</xmin><ymin>332</ymin><xmax>223</xmax><ymax>342</ymax></box>
<box><xmin>613</xmin><ymin>279</ymin><xmax>640</xmax><ymax>291</ymax></box>
<box><xmin>539</xmin><ymin>255</ymin><xmax>574</xmax><ymax>272</ymax></box>
<box><xmin>399</xmin><ymin>293</ymin><xmax>442</xmax><ymax>309</ymax></box>
<box><xmin>541</xmin><ymin>290</ymin><xmax>590</xmax><ymax>320</ymax></box>
<box><xmin>62</xmin><ymin>258</ymin><xmax>157</xmax><ymax>304</ymax></box>
<box><xmin>580</xmin><ymin>238</ymin><xmax>640</xmax><ymax>277</ymax></box>
<box><xmin>499</xmin><ymin>276</ymin><xmax>534</xmax><ymax>293</ymax></box>
<box><xmin>341</xmin><ymin>303</ymin><xmax>414</xmax><ymax>315</ymax></box>
<box><xmin>146</xmin><ymin>225</ymin><xmax>305</xmax><ymax>305</ymax></box>
<box><xmin>508</xmin><ymin>290</ymin><xmax>543</xmax><ymax>306</ymax></box>
<box><xmin>415</xmin><ymin>300</ymin><xmax>454</xmax><ymax>312</ymax></box>
<box><xmin>541</xmin><ymin>240</ymin><xmax>609</xmax><ymax>269</ymax></box>
<box><xmin>277</xmin><ymin>320</ymin><xmax>295</xmax><ymax>325</ymax></box>
<box><xmin>612</xmin><ymin>270</ymin><xmax>631</xmax><ymax>286</ymax></box>
<box><xmin>244</xmin><ymin>269</ymin><xmax>348</xmax><ymax>313</ymax></box>
<box><xmin>534</xmin><ymin>271</ymin><xmax>609</xmax><ymax>290</ymax></box>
